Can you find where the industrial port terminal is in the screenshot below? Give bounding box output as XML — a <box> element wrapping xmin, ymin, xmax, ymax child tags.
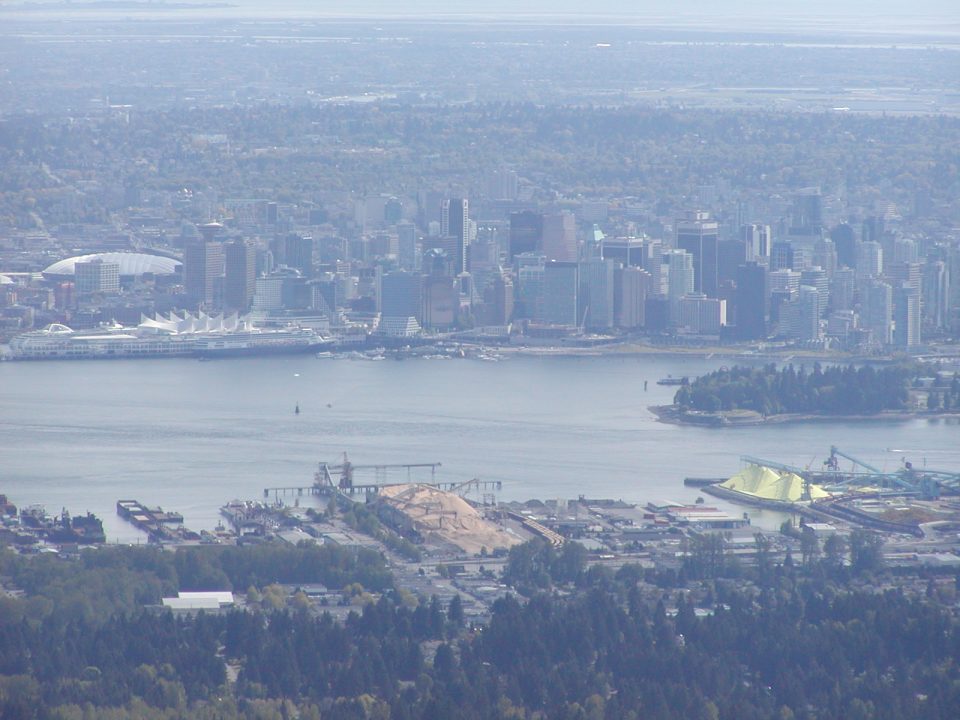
<box><xmin>4</xmin><ymin>448</ymin><xmax>960</xmax><ymax>614</ymax></box>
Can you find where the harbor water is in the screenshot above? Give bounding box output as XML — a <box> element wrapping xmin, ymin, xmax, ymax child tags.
<box><xmin>2</xmin><ymin>353</ymin><xmax>958</xmax><ymax>542</ymax></box>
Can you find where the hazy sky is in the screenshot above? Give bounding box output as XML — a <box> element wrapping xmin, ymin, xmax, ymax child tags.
<box><xmin>8</xmin><ymin>0</ymin><xmax>958</xmax><ymax>14</ymax></box>
<box><xmin>212</xmin><ymin>0</ymin><xmax>956</xmax><ymax>17</ymax></box>
<box><xmin>5</xmin><ymin>0</ymin><xmax>958</xmax><ymax>36</ymax></box>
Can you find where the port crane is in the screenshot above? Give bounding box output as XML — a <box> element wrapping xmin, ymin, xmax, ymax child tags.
<box><xmin>263</xmin><ymin>453</ymin><xmax>501</xmax><ymax>501</ymax></box>
<box><xmin>316</xmin><ymin>453</ymin><xmax>443</xmax><ymax>490</ymax></box>
<box><xmin>743</xmin><ymin>446</ymin><xmax>959</xmax><ymax>500</ymax></box>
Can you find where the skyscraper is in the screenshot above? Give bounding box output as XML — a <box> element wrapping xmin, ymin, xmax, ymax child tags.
<box><xmin>74</xmin><ymin>258</ymin><xmax>120</xmax><ymax>297</ymax></box>
<box><xmin>542</xmin><ymin>261</ymin><xmax>579</xmax><ymax>326</ymax></box>
<box><xmin>224</xmin><ymin>239</ymin><xmax>256</xmax><ymax>312</ymax></box>
<box><xmin>509</xmin><ymin>210</ymin><xmax>543</xmax><ymax>261</ymax></box>
<box><xmin>735</xmin><ymin>261</ymin><xmax>767</xmax><ymax>341</ymax></box>
<box><xmin>379</xmin><ymin>270</ymin><xmax>423</xmax><ymax>324</ymax></box>
<box><xmin>441</xmin><ymin>198</ymin><xmax>469</xmax><ymax>275</ymax></box>
<box><xmin>663</xmin><ymin>249</ymin><xmax>694</xmax><ymax>325</ymax></box>
<box><xmin>615</xmin><ymin>266</ymin><xmax>651</xmax><ymax>329</ymax></box>
<box><xmin>284</xmin><ymin>233</ymin><xmax>314</xmax><ymax>277</ymax></box>
<box><xmin>741</xmin><ymin>223</ymin><xmax>771</xmax><ymax>263</ymax></box>
<box><xmin>779</xmin><ymin>286</ymin><xmax>821</xmax><ymax>341</ymax></box>
<box><xmin>517</xmin><ymin>255</ymin><xmax>546</xmax><ymax>321</ymax></box>
<box><xmin>481</xmin><ymin>271</ymin><xmax>514</xmax><ymax>326</ymax></box>
<box><xmin>830</xmin><ymin>267</ymin><xmax>856</xmax><ymax>312</ymax></box>
<box><xmin>541</xmin><ymin>212</ymin><xmax>578</xmax><ymax>263</ymax></box>
<box><xmin>862</xmin><ymin>279</ymin><xmax>893</xmax><ymax>345</ymax></box>
<box><xmin>579</xmin><ymin>257</ymin><xmax>615</xmax><ymax>330</ymax></box>
<box><xmin>601</xmin><ymin>236</ymin><xmax>649</xmax><ymax>268</ymax></box>
<box><xmin>790</xmin><ymin>188</ymin><xmax>823</xmax><ymax>237</ymax></box>
<box><xmin>857</xmin><ymin>241</ymin><xmax>883</xmax><ymax>278</ymax></box>
<box><xmin>770</xmin><ymin>241</ymin><xmax>795</xmax><ymax>272</ymax></box>
<box><xmin>894</xmin><ymin>283</ymin><xmax>921</xmax><ymax>348</ymax></box>
<box><xmin>676</xmin><ymin>211</ymin><xmax>719</xmax><ymax>297</ymax></box>
<box><xmin>397</xmin><ymin>223</ymin><xmax>417</xmax><ymax>271</ymax></box>
<box><xmin>831</xmin><ymin>223</ymin><xmax>857</xmax><ymax>268</ymax></box>
<box><xmin>923</xmin><ymin>259</ymin><xmax>949</xmax><ymax>331</ymax></box>
<box><xmin>184</xmin><ymin>240</ymin><xmax>224</xmax><ymax>308</ymax></box>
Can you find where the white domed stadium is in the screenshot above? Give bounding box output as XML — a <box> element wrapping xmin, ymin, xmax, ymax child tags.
<box><xmin>42</xmin><ymin>252</ymin><xmax>181</xmax><ymax>279</ymax></box>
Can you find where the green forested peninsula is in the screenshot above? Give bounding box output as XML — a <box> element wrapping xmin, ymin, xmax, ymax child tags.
<box><xmin>1</xmin><ymin>540</ymin><xmax>960</xmax><ymax>719</ymax></box>
<box><xmin>673</xmin><ymin>364</ymin><xmax>917</xmax><ymax>416</ymax></box>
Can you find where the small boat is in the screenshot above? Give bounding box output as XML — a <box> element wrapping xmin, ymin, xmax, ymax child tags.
<box><xmin>657</xmin><ymin>376</ymin><xmax>689</xmax><ymax>386</ymax></box>
<box><xmin>295</xmin><ymin>403</ymin><xmax>300</xmax><ymax>415</ymax></box>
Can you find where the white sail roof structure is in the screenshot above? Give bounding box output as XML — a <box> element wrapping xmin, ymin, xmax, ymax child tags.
<box><xmin>137</xmin><ymin>312</ymin><xmax>253</xmax><ymax>335</ymax></box>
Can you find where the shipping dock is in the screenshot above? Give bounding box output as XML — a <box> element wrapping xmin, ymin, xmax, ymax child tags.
<box><xmin>116</xmin><ymin>500</ymin><xmax>198</xmax><ymax>543</ymax></box>
<box><xmin>263</xmin><ymin>453</ymin><xmax>501</xmax><ymax>502</ymax></box>
<box><xmin>694</xmin><ymin>446</ymin><xmax>960</xmax><ymax>535</ymax></box>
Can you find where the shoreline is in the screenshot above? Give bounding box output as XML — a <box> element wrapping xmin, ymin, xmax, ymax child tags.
<box><xmin>649</xmin><ymin>404</ymin><xmax>960</xmax><ymax>427</ymax></box>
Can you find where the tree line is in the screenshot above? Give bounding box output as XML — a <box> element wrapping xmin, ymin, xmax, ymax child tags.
<box><xmin>673</xmin><ymin>363</ymin><xmax>912</xmax><ymax>416</ymax></box>
<box><xmin>2</xmin><ymin>537</ymin><xmax>959</xmax><ymax>719</ymax></box>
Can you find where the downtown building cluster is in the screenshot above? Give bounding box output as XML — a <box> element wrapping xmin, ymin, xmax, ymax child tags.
<box><xmin>2</xmin><ymin>176</ymin><xmax>958</xmax><ymax>353</ymax></box>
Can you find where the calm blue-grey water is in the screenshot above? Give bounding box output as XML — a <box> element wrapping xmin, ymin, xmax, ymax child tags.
<box><xmin>2</xmin><ymin>354</ymin><xmax>958</xmax><ymax>542</ymax></box>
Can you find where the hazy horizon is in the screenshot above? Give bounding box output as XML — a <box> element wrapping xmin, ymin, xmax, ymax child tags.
<box><xmin>4</xmin><ymin>0</ymin><xmax>959</xmax><ymax>36</ymax></box>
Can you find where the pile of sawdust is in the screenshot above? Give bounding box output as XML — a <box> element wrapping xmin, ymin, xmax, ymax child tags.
<box><xmin>378</xmin><ymin>484</ymin><xmax>520</xmax><ymax>554</ymax></box>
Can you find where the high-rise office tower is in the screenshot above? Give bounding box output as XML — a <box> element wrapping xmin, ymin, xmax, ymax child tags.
<box><xmin>676</xmin><ymin>211</ymin><xmax>719</xmax><ymax>297</ymax></box>
<box><xmin>862</xmin><ymin>279</ymin><xmax>893</xmax><ymax>345</ymax></box>
<box><xmin>770</xmin><ymin>241</ymin><xmax>795</xmax><ymax>272</ymax></box>
<box><xmin>830</xmin><ymin>267</ymin><xmax>856</xmax><ymax>312</ymax></box>
<box><xmin>886</xmin><ymin>261</ymin><xmax>922</xmax><ymax>292</ymax></box>
<box><xmin>441</xmin><ymin>198</ymin><xmax>469</xmax><ymax>275</ymax></box>
<box><xmin>184</xmin><ymin>240</ymin><xmax>224</xmax><ymax>308</ymax></box>
<box><xmin>252</xmin><ymin>275</ymin><xmax>284</xmax><ymax>311</ymax></box>
<box><xmin>801</xmin><ymin>267</ymin><xmax>829</xmax><ymax>314</ymax></box>
<box><xmin>223</xmin><ymin>240</ymin><xmax>256</xmax><ymax>312</ymax></box>
<box><xmin>857</xmin><ymin>241</ymin><xmax>884</xmax><ymax>278</ymax></box>
<box><xmin>894</xmin><ymin>283</ymin><xmax>921</xmax><ymax>348</ymax></box>
<box><xmin>422</xmin><ymin>275</ymin><xmax>457</xmax><ymax>329</ymax></box>
<box><xmin>740</xmin><ymin>223</ymin><xmax>772</xmax><ymax>263</ymax></box>
<box><xmin>831</xmin><ymin>223</ymin><xmax>857</xmax><ymax>268</ymax></box>
<box><xmin>769</xmin><ymin>268</ymin><xmax>801</xmax><ymax>292</ymax></box>
<box><xmin>615</xmin><ymin>266</ymin><xmax>651</xmax><ymax>329</ymax></box>
<box><xmin>862</xmin><ymin>215</ymin><xmax>885</xmax><ymax>244</ymax></box>
<box><xmin>284</xmin><ymin>233</ymin><xmax>314</xmax><ymax>277</ymax></box>
<box><xmin>735</xmin><ymin>261</ymin><xmax>767</xmax><ymax>341</ymax></box>
<box><xmin>790</xmin><ymin>188</ymin><xmax>823</xmax><ymax>237</ymax></box>
<box><xmin>949</xmin><ymin>245</ymin><xmax>960</xmax><ymax>335</ymax></box>
<box><xmin>379</xmin><ymin>270</ymin><xmax>423</xmax><ymax>323</ymax></box>
<box><xmin>813</xmin><ymin>238</ymin><xmax>837</xmax><ymax>277</ymax></box>
<box><xmin>74</xmin><ymin>258</ymin><xmax>120</xmax><ymax>296</ymax></box>
<box><xmin>579</xmin><ymin>257</ymin><xmax>615</xmax><ymax>330</ymax></box>
<box><xmin>384</xmin><ymin>197</ymin><xmax>403</xmax><ymax>226</ymax></box>
<box><xmin>482</xmin><ymin>272</ymin><xmax>514</xmax><ymax>326</ymax></box>
<box><xmin>397</xmin><ymin>223</ymin><xmax>417</xmax><ymax>271</ymax></box>
<box><xmin>543</xmin><ymin>261</ymin><xmax>579</xmax><ymax>326</ymax></box>
<box><xmin>719</xmin><ymin>236</ymin><xmax>753</xmax><ymax>288</ymax></box>
<box><xmin>509</xmin><ymin>211</ymin><xmax>543</xmax><ymax>261</ymax></box>
<box><xmin>310</xmin><ymin>276</ymin><xmax>340</xmax><ymax>317</ymax></box>
<box><xmin>542</xmin><ymin>212</ymin><xmax>578</xmax><ymax>263</ymax></box>
<box><xmin>779</xmin><ymin>285</ymin><xmax>821</xmax><ymax>341</ymax></box>
<box><xmin>923</xmin><ymin>259</ymin><xmax>949</xmax><ymax>331</ymax></box>
<box><xmin>663</xmin><ymin>249</ymin><xmax>695</xmax><ymax>325</ymax></box>
<box><xmin>601</xmin><ymin>236</ymin><xmax>649</xmax><ymax>268</ymax></box>
<box><xmin>517</xmin><ymin>260</ymin><xmax>546</xmax><ymax>321</ymax></box>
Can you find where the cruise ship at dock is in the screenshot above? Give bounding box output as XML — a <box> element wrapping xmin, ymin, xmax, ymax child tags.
<box><xmin>9</xmin><ymin>311</ymin><xmax>333</xmax><ymax>360</ymax></box>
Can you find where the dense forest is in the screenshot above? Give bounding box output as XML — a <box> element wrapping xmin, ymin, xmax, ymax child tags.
<box><xmin>0</xmin><ymin>542</ymin><xmax>392</xmax><ymax>624</ymax></box>
<box><xmin>673</xmin><ymin>363</ymin><xmax>916</xmax><ymax>416</ymax></box>
<box><xmin>2</xmin><ymin>538</ymin><xmax>959</xmax><ymax>719</ymax></box>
